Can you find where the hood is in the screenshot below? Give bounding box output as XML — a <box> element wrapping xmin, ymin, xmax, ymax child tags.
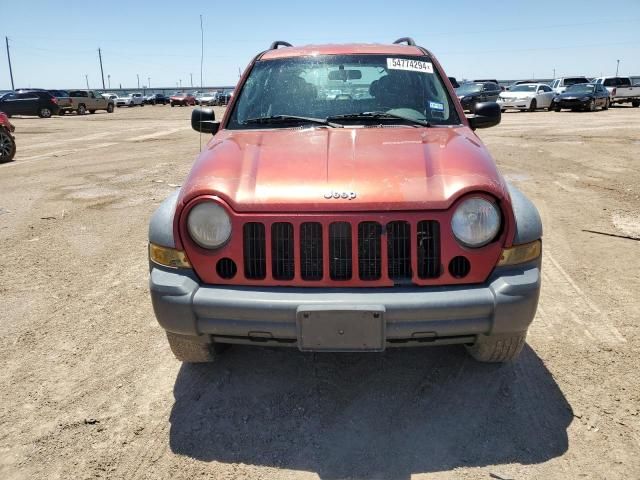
<box><xmin>178</xmin><ymin>126</ymin><xmax>509</xmax><ymax>213</ymax></box>
<box><xmin>500</xmin><ymin>91</ymin><xmax>535</xmax><ymax>99</ymax></box>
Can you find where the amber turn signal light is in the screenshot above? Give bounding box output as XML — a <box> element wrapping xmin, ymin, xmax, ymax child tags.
<box><xmin>149</xmin><ymin>243</ymin><xmax>191</xmax><ymax>269</ymax></box>
<box><xmin>497</xmin><ymin>240</ymin><xmax>541</xmax><ymax>267</ymax></box>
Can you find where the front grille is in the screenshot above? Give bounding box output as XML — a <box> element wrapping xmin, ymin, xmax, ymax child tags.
<box><xmin>387</xmin><ymin>221</ymin><xmax>412</xmax><ymax>281</ymax></box>
<box><xmin>239</xmin><ymin>219</ymin><xmax>442</xmax><ymax>284</ymax></box>
<box><xmin>358</xmin><ymin>222</ymin><xmax>382</xmax><ymax>280</ymax></box>
<box><xmin>329</xmin><ymin>222</ymin><xmax>352</xmax><ymax>280</ymax></box>
<box><xmin>271</xmin><ymin>222</ymin><xmax>294</xmax><ymax>280</ymax></box>
<box><xmin>243</xmin><ymin>222</ymin><xmax>266</xmax><ymax>279</ymax></box>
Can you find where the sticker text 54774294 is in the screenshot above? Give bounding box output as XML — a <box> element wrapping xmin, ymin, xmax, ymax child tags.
<box><xmin>387</xmin><ymin>58</ymin><xmax>434</xmax><ymax>74</ymax></box>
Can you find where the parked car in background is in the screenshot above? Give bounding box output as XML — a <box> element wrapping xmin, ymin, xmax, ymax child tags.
<box><xmin>169</xmin><ymin>92</ymin><xmax>196</xmax><ymax>107</ymax></box>
<box><xmin>101</xmin><ymin>93</ymin><xmax>118</xmax><ymax>101</ymax></box>
<box><xmin>497</xmin><ymin>83</ymin><xmax>555</xmax><ymax>111</ymax></box>
<box><xmin>474</xmin><ymin>79</ymin><xmax>504</xmax><ymax>91</ymax></box>
<box><xmin>196</xmin><ymin>92</ymin><xmax>218</xmax><ymax>106</ymax></box>
<box><xmin>455</xmin><ymin>82</ymin><xmax>501</xmax><ymax>112</ymax></box>
<box><xmin>68</xmin><ymin>90</ymin><xmax>115</xmax><ymax>114</ymax></box>
<box><xmin>144</xmin><ymin>93</ymin><xmax>169</xmax><ymax>105</ymax></box>
<box><xmin>116</xmin><ymin>93</ymin><xmax>144</xmax><ymax>107</ymax></box>
<box><xmin>215</xmin><ymin>89</ymin><xmax>234</xmax><ymax>105</ymax></box>
<box><xmin>505</xmin><ymin>80</ymin><xmax>538</xmax><ymax>91</ymax></box>
<box><xmin>0</xmin><ymin>111</ymin><xmax>16</xmax><ymax>163</ymax></box>
<box><xmin>551</xmin><ymin>83</ymin><xmax>610</xmax><ymax>111</ymax></box>
<box><xmin>0</xmin><ymin>90</ymin><xmax>60</xmax><ymax>118</ymax></box>
<box><xmin>550</xmin><ymin>77</ymin><xmax>589</xmax><ymax>94</ymax></box>
<box><xmin>592</xmin><ymin>77</ymin><xmax>640</xmax><ymax>107</ymax></box>
<box><xmin>448</xmin><ymin>77</ymin><xmax>460</xmax><ymax>88</ymax></box>
<box><xmin>47</xmin><ymin>90</ymin><xmax>74</xmax><ymax>115</ymax></box>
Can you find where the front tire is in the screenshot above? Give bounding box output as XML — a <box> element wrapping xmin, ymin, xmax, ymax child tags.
<box><xmin>170</xmin><ymin>102</ymin><xmax>175</xmax><ymax>107</ymax></box>
<box><xmin>165</xmin><ymin>332</ymin><xmax>227</xmax><ymax>363</ymax></box>
<box><xmin>465</xmin><ymin>332</ymin><xmax>527</xmax><ymax>363</ymax></box>
<box><xmin>589</xmin><ymin>100</ymin><xmax>596</xmax><ymax>112</ymax></box>
<box><xmin>632</xmin><ymin>101</ymin><xmax>640</xmax><ymax>108</ymax></box>
<box><xmin>77</xmin><ymin>104</ymin><xmax>87</xmax><ymax>115</ymax></box>
<box><xmin>107</xmin><ymin>103</ymin><xmax>114</xmax><ymax>113</ymax></box>
<box><xmin>0</xmin><ymin>129</ymin><xmax>16</xmax><ymax>163</ymax></box>
<box><xmin>528</xmin><ymin>99</ymin><xmax>537</xmax><ymax>112</ymax></box>
<box><xmin>603</xmin><ymin>98</ymin><xmax>610</xmax><ymax>110</ymax></box>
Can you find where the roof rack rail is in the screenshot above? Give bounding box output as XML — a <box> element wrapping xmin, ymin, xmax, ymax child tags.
<box><xmin>393</xmin><ymin>37</ymin><xmax>416</xmax><ymax>46</ymax></box>
<box><xmin>269</xmin><ymin>41</ymin><xmax>293</xmax><ymax>50</ymax></box>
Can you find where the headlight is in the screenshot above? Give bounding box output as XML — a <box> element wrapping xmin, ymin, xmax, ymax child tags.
<box><xmin>187</xmin><ymin>202</ymin><xmax>232</xmax><ymax>249</ymax></box>
<box><xmin>451</xmin><ymin>197</ymin><xmax>501</xmax><ymax>248</ymax></box>
<box><xmin>580</xmin><ymin>96</ymin><xmax>591</xmax><ymax>101</ymax></box>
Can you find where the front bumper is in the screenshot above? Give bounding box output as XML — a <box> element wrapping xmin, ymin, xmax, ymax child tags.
<box><xmin>497</xmin><ymin>99</ymin><xmax>530</xmax><ymax>109</ymax></box>
<box><xmin>553</xmin><ymin>99</ymin><xmax>589</xmax><ymax>109</ymax></box>
<box><xmin>150</xmin><ymin>259</ymin><xmax>541</xmax><ymax>349</ymax></box>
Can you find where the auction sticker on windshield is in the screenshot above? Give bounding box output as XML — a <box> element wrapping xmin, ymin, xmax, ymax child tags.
<box><xmin>387</xmin><ymin>58</ymin><xmax>433</xmax><ymax>74</ymax></box>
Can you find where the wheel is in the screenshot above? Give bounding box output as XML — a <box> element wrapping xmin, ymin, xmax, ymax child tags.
<box><xmin>38</xmin><ymin>107</ymin><xmax>52</xmax><ymax>118</ymax></box>
<box><xmin>528</xmin><ymin>99</ymin><xmax>537</xmax><ymax>112</ymax></box>
<box><xmin>632</xmin><ymin>101</ymin><xmax>640</xmax><ymax>108</ymax></box>
<box><xmin>77</xmin><ymin>104</ymin><xmax>87</xmax><ymax>115</ymax></box>
<box><xmin>0</xmin><ymin>129</ymin><xmax>16</xmax><ymax>163</ymax></box>
<box><xmin>107</xmin><ymin>103</ymin><xmax>114</xmax><ymax>113</ymax></box>
<box><xmin>89</xmin><ymin>110</ymin><xmax>96</xmax><ymax>114</ymax></box>
<box><xmin>603</xmin><ymin>98</ymin><xmax>610</xmax><ymax>110</ymax></box>
<box><xmin>465</xmin><ymin>332</ymin><xmax>527</xmax><ymax>363</ymax></box>
<box><xmin>500</xmin><ymin>108</ymin><xmax>506</xmax><ymax>113</ymax></box>
<box><xmin>170</xmin><ymin>102</ymin><xmax>175</xmax><ymax>107</ymax></box>
<box><xmin>140</xmin><ymin>103</ymin><xmax>144</xmax><ymax>107</ymax></box>
<box><xmin>165</xmin><ymin>332</ymin><xmax>228</xmax><ymax>363</ymax></box>
<box><xmin>59</xmin><ymin>110</ymin><xmax>66</xmax><ymax>116</ymax></box>
<box><xmin>554</xmin><ymin>107</ymin><xmax>561</xmax><ymax>112</ymax></box>
<box><xmin>589</xmin><ymin>100</ymin><xmax>596</xmax><ymax>112</ymax></box>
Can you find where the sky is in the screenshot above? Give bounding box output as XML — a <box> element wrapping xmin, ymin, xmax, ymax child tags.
<box><xmin>1</xmin><ymin>0</ymin><xmax>639</xmax><ymax>90</ymax></box>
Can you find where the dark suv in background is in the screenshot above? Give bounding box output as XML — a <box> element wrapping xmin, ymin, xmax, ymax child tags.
<box><xmin>0</xmin><ymin>90</ymin><xmax>60</xmax><ymax>118</ymax></box>
<box><xmin>455</xmin><ymin>82</ymin><xmax>502</xmax><ymax>112</ymax></box>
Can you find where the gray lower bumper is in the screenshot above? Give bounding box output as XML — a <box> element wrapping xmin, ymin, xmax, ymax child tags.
<box><xmin>150</xmin><ymin>260</ymin><xmax>540</xmax><ymax>348</ymax></box>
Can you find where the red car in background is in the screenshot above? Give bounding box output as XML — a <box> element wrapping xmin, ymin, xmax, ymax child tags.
<box><xmin>170</xmin><ymin>92</ymin><xmax>196</xmax><ymax>107</ymax></box>
<box><xmin>0</xmin><ymin>111</ymin><xmax>16</xmax><ymax>163</ymax></box>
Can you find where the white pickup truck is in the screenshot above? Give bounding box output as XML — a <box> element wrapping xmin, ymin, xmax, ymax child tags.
<box><xmin>592</xmin><ymin>77</ymin><xmax>640</xmax><ymax>107</ymax></box>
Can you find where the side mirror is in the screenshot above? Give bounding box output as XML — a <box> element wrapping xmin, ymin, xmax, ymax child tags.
<box><xmin>466</xmin><ymin>102</ymin><xmax>501</xmax><ymax>130</ymax></box>
<box><xmin>191</xmin><ymin>107</ymin><xmax>219</xmax><ymax>134</ymax></box>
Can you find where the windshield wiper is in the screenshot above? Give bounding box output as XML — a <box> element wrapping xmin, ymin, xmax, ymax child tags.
<box><xmin>243</xmin><ymin>115</ymin><xmax>342</xmax><ymax>128</ymax></box>
<box><xmin>327</xmin><ymin>111</ymin><xmax>432</xmax><ymax>127</ymax></box>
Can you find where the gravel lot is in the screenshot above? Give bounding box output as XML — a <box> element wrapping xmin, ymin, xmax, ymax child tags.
<box><xmin>0</xmin><ymin>104</ymin><xmax>639</xmax><ymax>479</ymax></box>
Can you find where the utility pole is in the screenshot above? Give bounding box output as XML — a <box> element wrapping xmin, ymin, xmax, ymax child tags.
<box><xmin>179</xmin><ymin>79</ymin><xmax>182</xmax><ymax>88</ymax></box>
<box><xmin>136</xmin><ymin>74</ymin><xmax>140</xmax><ymax>89</ymax></box>
<box><xmin>85</xmin><ymin>74</ymin><xmax>89</xmax><ymax>89</ymax></box>
<box><xmin>107</xmin><ymin>74</ymin><xmax>111</xmax><ymax>89</ymax></box>
<box><xmin>98</xmin><ymin>48</ymin><xmax>105</xmax><ymax>90</ymax></box>
<box><xmin>190</xmin><ymin>73</ymin><xmax>193</xmax><ymax>87</ymax></box>
<box><xmin>553</xmin><ymin>68</ymin><xmax>556</xmax><ymax>79</ymax></box>
<box><xmin>5</xmin><ymin>37</ymin><xmax>15</xmax><ymax>90</ymax></box>
<box><xmin>148</xmin><ymin>76</ymin><xmax>151</xmax><ymax>88</ymax></box>
<box><xmin>616</xmin><ymin>59</ymin><xmax>620</xmax><ymax>76</ymax></box>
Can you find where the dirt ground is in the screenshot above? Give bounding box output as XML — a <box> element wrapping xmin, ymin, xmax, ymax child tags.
<box><xmin>0</xmin><ymin>103</ymin><xmax>639</xmax><ymax>480</ymax></box>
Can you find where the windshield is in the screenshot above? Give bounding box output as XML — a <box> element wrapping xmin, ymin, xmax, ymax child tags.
<box><xmin>564</xmin><ymin>77</ymin><xmax>588</xmax><ymax>86</ymax></box>
<box><xmin>228</xmin><ymin>54</ymin><xmax>459</xmax><ymax>129</ymax></box>
<box><xmin>455</xmin><ymin>83</ymin><xmax>483</xmax><ymax>94</ymax></box>
<box><xmin>510</xmin><ymin>85</ymin><xmax>537</xmax><ymax>92</ymax></box>
<box><xmin>566</xmin><ymin>84</ymin><xmax>595</xmax><ymax>94</ymax></box>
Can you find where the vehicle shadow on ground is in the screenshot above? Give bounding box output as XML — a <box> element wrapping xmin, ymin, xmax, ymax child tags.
<box><xmin>169</xmin><ymin>344</ymin><xmax>571</xmax><ymax>479</ymax></box>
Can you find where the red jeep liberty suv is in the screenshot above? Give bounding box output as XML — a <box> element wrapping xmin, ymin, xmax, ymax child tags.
<box><xmin>148</xmin><ymin>38</ymin><xmax>542</xmax><ymax>363</ymax></box>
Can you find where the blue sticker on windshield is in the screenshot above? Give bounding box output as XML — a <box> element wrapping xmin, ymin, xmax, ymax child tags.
<box><xmin>429</xmin><ymin>101</ymin><xmax>444</xmax><ymax>111</ymax></box>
